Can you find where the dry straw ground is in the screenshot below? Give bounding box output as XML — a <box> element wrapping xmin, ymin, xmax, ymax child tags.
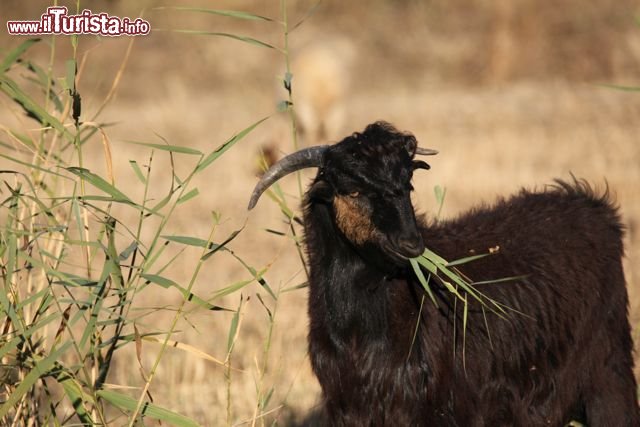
<box><xmin>1</xmin><ymin>0</ymin><xmax>640</xmax><ymax>425</ymax></box>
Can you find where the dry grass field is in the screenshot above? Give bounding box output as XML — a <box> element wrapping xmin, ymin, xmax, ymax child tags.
<box><xmin>1</xmin><ymin>0</ymin><xmax>639</xmax><ymax>425</ymax></box>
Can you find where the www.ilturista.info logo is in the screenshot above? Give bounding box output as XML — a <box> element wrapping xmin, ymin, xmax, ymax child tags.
<box><xmin>7</xmin><ymin>7</ymin><xmax>150</xmax><ymax>36</ymax></box>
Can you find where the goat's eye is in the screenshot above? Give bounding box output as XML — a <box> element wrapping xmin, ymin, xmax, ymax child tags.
<box><xmin>349</xmin><ymin>192</ymin><xmax>360</xmax><ymax>198</ymax></box>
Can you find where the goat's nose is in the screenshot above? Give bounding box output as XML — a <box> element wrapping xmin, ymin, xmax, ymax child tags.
<box><xmin>395</xmin><ymin>236</ymin><xmax>425</xmax><ymax>258</ymax></box>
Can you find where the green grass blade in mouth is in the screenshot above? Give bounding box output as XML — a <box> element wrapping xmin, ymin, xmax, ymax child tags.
<box><xmin>410</xmin><ymin>258</ymin><xmax>437</xmax><ymax>307</ymax></box>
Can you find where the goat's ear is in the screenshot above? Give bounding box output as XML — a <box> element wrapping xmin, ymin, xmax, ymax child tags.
<box><xmin>404</xmin><ymin>135</ymin><xmax>418</xmax><ymax>157</ymax></box>
<box><xmin>308</xmin><ymin>180</ymin><xmax>334</xmax><ymax>202</ymax></box>
<box><xmin>413</xmin><ymin>160</ymin><xmax>431</xmax><ymax>171</ymax></box>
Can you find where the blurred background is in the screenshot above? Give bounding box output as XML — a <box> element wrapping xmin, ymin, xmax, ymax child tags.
<box><xmin>1</xmin><ymin>0</ymin><xmax>639</xmax><ymax>425</ymax></box>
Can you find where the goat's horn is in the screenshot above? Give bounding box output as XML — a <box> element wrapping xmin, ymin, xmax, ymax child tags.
<box><xmin>248</xmin><ymin>145</ymin><xmax>328</xmax><ymax>210</ymax></box>
<box><xmin>415</xmin><ymin>147</ymin><xmax>438</xmax><ymax>156</ymax></box>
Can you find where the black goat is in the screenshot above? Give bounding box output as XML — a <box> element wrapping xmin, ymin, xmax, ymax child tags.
<box><xmin>248</xmin><ymin>121</ymin><xmax>639</xmax><ymax>426</ymax></box>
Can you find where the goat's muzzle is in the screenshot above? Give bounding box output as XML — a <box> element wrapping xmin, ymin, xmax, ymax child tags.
<box><xmin>392</xmin><ymin>236</ymin><xmax>425</xmax><ymax>259</ymax></box>
<box><xmin>382</xmin><ymin>233</ymin><xmax>425</xmax><ymax>262</ymax></box>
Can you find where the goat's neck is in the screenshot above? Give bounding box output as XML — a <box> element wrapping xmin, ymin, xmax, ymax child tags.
<box><xmin>304</xmin><ymin>201</ymin><xmax>395</xmax><ymax>347</ymax></box>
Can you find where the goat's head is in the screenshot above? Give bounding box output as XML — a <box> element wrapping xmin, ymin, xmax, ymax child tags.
<box><xmin>248</xmin><ymin>121</ymin><xmax>437</xmax><ymax>265</ymax></box>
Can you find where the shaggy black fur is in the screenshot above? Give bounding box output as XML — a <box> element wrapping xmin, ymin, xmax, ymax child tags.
<box><xmin>302</xmin><ymin>122</ymin><xmax>639</xmax><ymax>426</ymax></box>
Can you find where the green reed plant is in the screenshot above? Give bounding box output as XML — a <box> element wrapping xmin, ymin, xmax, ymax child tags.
<box><xmin>0</xmin><ymin>19</ymin><xmax>273</xmax><ymax>427</ymax></box>
<box><xmin>1</xmin><ymin>1</ymin><xmax>324</xmax><ymax>425</ymax></box>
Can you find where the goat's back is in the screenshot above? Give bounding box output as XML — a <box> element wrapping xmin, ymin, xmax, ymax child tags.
<box><xmin>416</xmin><ymin>180</ymin><xmax>637</xmax><ymax>425</ymax></box>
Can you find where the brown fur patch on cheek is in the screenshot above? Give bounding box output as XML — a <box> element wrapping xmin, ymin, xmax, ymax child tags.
<box><xmin>333</xmin><ymin>196</ymin><xmax>377</xmax><ymax>245</ymax></box>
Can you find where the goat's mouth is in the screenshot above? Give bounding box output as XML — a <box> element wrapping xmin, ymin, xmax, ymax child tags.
<box><xmin>383</xmin><ymin>243</ymin><xmax>425</xmax><ymax>263</ymax></box>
